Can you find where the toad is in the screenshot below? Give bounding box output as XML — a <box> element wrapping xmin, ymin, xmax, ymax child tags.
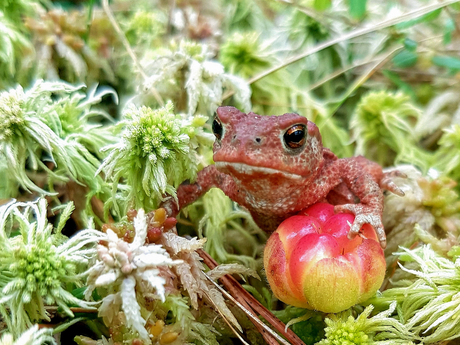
<box><xmin>166</xmin><ymin>106</ymin><xmax>404</xmax><ymax>248</ymax></box>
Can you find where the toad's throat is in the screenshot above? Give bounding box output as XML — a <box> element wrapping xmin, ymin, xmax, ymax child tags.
<box><xmin>214</xmin><ymin>162</ymin><xmax>304</xmax><ymax>180</ymax></box>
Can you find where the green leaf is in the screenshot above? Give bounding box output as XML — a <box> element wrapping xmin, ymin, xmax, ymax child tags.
<box><xmin>382</xmin><ymin>70</ymin><xmax>416</xmax><ymax>98</ymax></box>
<box><xmin>432</xmin><ymin>55</ymin><xmax>460</xmax><ymax>71</ymax></box>
<box><xmin>392</xmin><ymin>49</ymin><xmax>418</xmax><ymax>68</ymax></box>
<box><xmin>444</xmin><ymin>18</ymin><xmax>455</xmax><ymax>44</ymax></box>
<box><xmin>71</xmin><ymin>286</ymin><xmax>88</xmax><ymax>300</ymax></box>
<box><xmin>291</xmin><ymin>314</ymin><xmax>326</xmax><ymax>344</ymax></box>
<box><xmin>314</xmin><ymin>0</ymin><xmax>332</xmax><ymax>11</ymax></box>
<box><xmin>395</xmin><ymin>8</ymin><xmax>441</xmax><ymax>30</ymax></box>
<box><xmin>53</xmin><ymin>317</ymin><xmax>87</xmax><ymax>334</ymax></box>
<box><xmin>349</xmin><ymin>0</ymin><xmax>367</xmax><ymax>19</ymax></box>
<box><xmin>403</xmin><ymin>38</ymin><xmax>418</xmax><ymax>51</ymax></box>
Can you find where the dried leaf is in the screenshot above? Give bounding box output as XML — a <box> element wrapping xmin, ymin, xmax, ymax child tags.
<box><xmin>207</xmin><ymin>263</ymin><xmax>260</xmax><ymax>281</ymax></box>
<box><xmin>162</xmin><ymin>232</ymin><xmax>207</xmax><ymax>254</ymax></box>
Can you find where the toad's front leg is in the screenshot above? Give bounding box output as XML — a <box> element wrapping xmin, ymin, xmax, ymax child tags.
<box><xmin>321</xmin><ymin>158</ymin><xmax>386</xmax><ymax>248</ymax></box>
<box><xmin>337</xmin><ymin>158</ymin><xmax>386</xmax><ymax>247</ymax></box>
<box><xmin>162</xmin><ymin>165</ymin><xmax>237</xmax><ymax>217</ymax></box>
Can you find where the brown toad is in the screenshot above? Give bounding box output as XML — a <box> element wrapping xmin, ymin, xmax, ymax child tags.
<box><xmin>167</xmin><ymin>106</ymin><xmax>403</xmax><ymax>248</ymax></box>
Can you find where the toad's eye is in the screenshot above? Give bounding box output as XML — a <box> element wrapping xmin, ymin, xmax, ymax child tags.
<box><xmin>212</xmin><ymin>117</ymin><xmax>223</xmax><ymax>140</ymax></box>
<box><xmin>284</xmin><ymin>124</ymin><xmax>306</xmax><ymax>149</ymax></box>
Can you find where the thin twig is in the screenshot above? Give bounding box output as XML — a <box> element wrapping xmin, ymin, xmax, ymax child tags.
<box><xmin>91</xmin><ymin>195</ymin><xmax>113</xmax><ymax>223</ymax></box>
<box><xmin>198</xmin><ymin>249</ymin><xmax>306</xmax><ymax>345</ymax></box>
<box><xmin>328</xmin><ymin>46</ymin><xmax>401</xmax><ymax>116</ymax></box>
<box><xmin>195</xmin><ymin>247</ymin><xmax>280</xmax><ymax>344</ymax></box>
<box><xmin>200</xmin><ymin>251</ymin><xmax>280</xmax><ymax>345</ymax></box>
<box><xmin>202</xmin><ymin>290</ymin><xmax>251</xmax><ymax>345</ymax></box>
<box><xmin>204</xmin><ymin>272</ymin><xmax>290</xmax><ymax>345</ymax></box>
<box><xmin>176</xmin><ymin>217</ymin><xmax>195</xmax><ymax>227</ymax></box>
<box><xmin>310</xmin><ymin>33</ymin><xmax>445</xmax><ymax>93</ymax></box>
<box><xmin>248</xmin><ymin>0</ymin><xmax>460</xmax><ymax>85</ymax></box>
<box><xmin>208</xmin><ymin>265</ymin><xmax>280</xmax><ymax>345</ymax></box>
<box><xmin>101</xmin><ymin>0</ymin><xmax>164</xmax><ymax>106</ymax></box>
<box><xmin>43</xmin><ymin>306</ymin><xmax>98</xmax><ymax>313</ymax></box>
<box><xmin>306</xmin><ymin>50</ymin><xmax>400</xmax><ymax>91</ymax></box>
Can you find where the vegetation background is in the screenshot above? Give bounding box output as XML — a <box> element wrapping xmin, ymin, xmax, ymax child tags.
<box><xmin>1</xmin><ymin>0</ymin><xmax>460</xmax><ymax>344</ymax></box>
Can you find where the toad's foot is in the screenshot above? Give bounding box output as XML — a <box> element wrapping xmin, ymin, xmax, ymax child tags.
<box><xmin>380</xmin><ymin>170</ymin><xmax>407</xmax><ymax>197</ymax></box>
<box><xmin>334</xmin><ymin>203</ymin><xmax>386</xmax><ymax>249</ymax></box>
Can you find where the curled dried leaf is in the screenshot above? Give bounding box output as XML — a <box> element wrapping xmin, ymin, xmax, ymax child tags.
<box><xmin>207</xmin><ymin>263</ymin><xmax>260</xmax><ymax>281</ymax></box>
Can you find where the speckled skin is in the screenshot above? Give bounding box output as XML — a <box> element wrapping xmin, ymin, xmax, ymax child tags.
<box><xmin>170</xmin><ymin>107</ymin><xmax>403</xmax><ymax>248</ymax></box>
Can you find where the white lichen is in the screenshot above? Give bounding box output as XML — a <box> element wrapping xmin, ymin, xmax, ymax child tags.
<box><xmin>0</xmin><ymin>325</ymin><xmax>56</xmax><ymax>345</ymax></box>
<box><xmin>85</xmin><ymin>209</ymin><xmax>182</xmax><ymax>342</ymax></box>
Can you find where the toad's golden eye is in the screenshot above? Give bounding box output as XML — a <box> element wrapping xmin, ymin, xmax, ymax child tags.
<box><xmin>212</xmin><ymin>117</ymin><xmax>223</xmax><ymax>140</ymax></box>
<box><xmin>284</xmin><ymin>124</ymin><xmax>306</xmax><ymax>149</ymax></box>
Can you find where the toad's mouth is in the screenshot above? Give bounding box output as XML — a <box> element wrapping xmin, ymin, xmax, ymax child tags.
<box><xmin>215</xmin><ymin>162</ymin><xmax>303</xmax><ymax>180</ymax></box>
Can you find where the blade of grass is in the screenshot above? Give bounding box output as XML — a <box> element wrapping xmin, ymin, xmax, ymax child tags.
<box><xmin>327</xmin><ymin>45</ymin><xmax>401</xmax><ymax>115</ymax></box>
<box><xmin>101</xmin><ymin>0</ymin><xmax>164</xmax><ymax>106</ymax></box>
<box><xmin>325</xmin><ymin>33</ymin><xmax>444</xmax><ymax>116</ymax></box>
<box><xmin>82</xmin><ymin>0</ymin><xmax>94</xmax><ymax>42</ymax></box>
<box><xmin>307</xmin><ymin>47</ymin><xmax>403</xmax><ymax>91</ymax></box>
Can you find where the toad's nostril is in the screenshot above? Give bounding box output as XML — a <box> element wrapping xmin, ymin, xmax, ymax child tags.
<box><xmin>255</xmin><ymin>137</ymin><xmax>261</xmax><ymax>143</ymax></box>
<box><xmin>233</xmin><ymin>135</ymin><xmax>237</xmax><ymax>140</ymax></box>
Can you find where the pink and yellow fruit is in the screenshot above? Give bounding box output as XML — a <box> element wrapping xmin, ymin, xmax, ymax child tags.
<box><xmin>264</xmin><ymin>203</ymin><xmax>386</xmax><ymax>313</ymax></box>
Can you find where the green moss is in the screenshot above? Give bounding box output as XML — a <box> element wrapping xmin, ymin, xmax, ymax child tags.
<box><xmin>99</xmin><ymin>102</ymin><xmax>203</xmax><ymax>213</ymax></box>
<box><xmin>316</xmin><ymin>304</ymin><xmax>414</xmax><ymax>345</ymax></box>
<box><xmin>351</xmin><ymin>90</ymin><xmax>425</xmax><ymax>167</ymax></box>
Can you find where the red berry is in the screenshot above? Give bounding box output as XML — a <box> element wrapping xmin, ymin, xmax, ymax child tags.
<box><xmin>147</xmin><ymin>227</ymin><xmax>162</xmax><ymax>243</ymax></box>
<box><xmin>163</xmin><ymin>217</ymin><xmax>177</xmax><ymax>231</ymax></box>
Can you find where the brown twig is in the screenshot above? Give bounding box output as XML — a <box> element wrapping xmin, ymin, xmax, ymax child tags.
<box><xmin>91</xmin><ymin>195</ymin><xmax>113</xmax><ymax>223</ymax></box>
<box><xmin>176</xmin><ymin>217</ymin><xmax>195</xmax><ymax>227</ymax></box>
<box><xmin>198</xmin><ymin>249</ymin><xmax>306</xmax><ymax>345</ymax></box>
<box><xmin>44</xmin><ymin>306</ymin><xmax>98</xmax><ymax>313</ymax></box>
<box><xmin>199</xmin><ymin>249</ymin><xmax>275</xmax><ymax>344</ymax></box>
<box><xmin>204</xmin><ymin>273</ymin><xmax>285</xmax><ymax>345</ymax></box>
